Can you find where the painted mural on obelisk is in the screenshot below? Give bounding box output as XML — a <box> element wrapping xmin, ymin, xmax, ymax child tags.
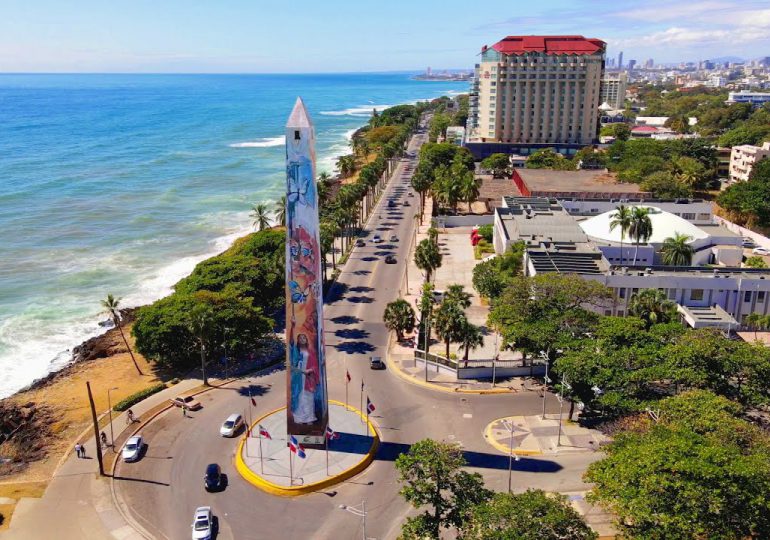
<box><xmin>285</xmin><ymin>97</ymin><xmax>328</xmax><ymax>447</ymax></box>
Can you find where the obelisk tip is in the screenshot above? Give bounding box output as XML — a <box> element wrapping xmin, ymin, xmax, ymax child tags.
<box><xmin>286</xmin><ymin>97</ymin><xmax>313</xmax><ymax>128</ymax></box>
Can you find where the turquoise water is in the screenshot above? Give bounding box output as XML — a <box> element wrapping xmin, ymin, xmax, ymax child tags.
<box><xmin>0</xmin><ymin>73</ymin><xmax>467</xmax><ymax>397</ymax></box>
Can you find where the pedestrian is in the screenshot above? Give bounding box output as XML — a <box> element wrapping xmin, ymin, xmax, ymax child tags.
<box><xmin>126</xmin><ymin>409</ymin><xmax>134</xmax><ymax>424</ymax></box>
<box><xmin>80</xmin><ymin>444</ymin><xmax>87</xmax><ymax>458</ymax></box>
<box><xmin>74</xmin><ymin>443</ymin><xmax>82</xmax><ymax>458</ymax></box>
<box><xmin>100</xmin><ymin>431</ymin><xmax>108</xmax><ymax>448</ymax></box>
<box><xmin>182</xmin><ymin>406</ymin><xmax>187</xmax><ymax>418</ymax></box>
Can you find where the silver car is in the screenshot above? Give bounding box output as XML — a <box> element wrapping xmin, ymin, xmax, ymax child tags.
<box><xmin>122</xmin><ymin>435</ymin><xmax>143</xmax><ymax>463</ymax></box>
<box><xmin>219</xmin><ymin>413</ymin><xmax>244</xmax><ymax>437</ymax></box>
<box><xmin>191</xmin><ymin>506</ymin><xmax>213</xmax><ymax>540</ymax></box>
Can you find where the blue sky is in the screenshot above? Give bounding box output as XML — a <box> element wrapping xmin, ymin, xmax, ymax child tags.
<box><xmin>2</xmin><ymin>0</ymin><xmax>769</xmax><ymax>72</ymax></box>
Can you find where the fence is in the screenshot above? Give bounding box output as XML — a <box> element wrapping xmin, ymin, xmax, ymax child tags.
<box><xmin>414</xmin><ymin>349</ymin><xmax>543</xmax><ymax>381</ymax></box>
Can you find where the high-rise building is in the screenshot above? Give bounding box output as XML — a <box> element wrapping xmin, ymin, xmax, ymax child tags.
<box><xmin>466</xmin><ymin>35</ymin><xmax>606</xmax><ymax>146</ymax></box>
<box><xmin>627</xmin><ymin>59</ymin><xmax>637</xmax><ymax>71</ymax></box>
<box><xmin>618</xmin><ymin>51</ymin><xmax>624</xmax><ymax>69</ymax></box>
<box><xmin>645</xmin><ymin>58</ymin><xmax>654</xmax><ymax>69</ymax></box>
<box><xmin>600</xmin><ymin>72</ymin><xmax>628</xmax><ymax>109</ymax></box>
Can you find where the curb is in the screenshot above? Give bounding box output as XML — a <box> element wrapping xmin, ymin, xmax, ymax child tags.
<box><xmin>385</xmin><ymin>333</ymin><xmax>516</xmax><ymax>395</ymax></box>
<box><xmin>482</xmin><ymin>419</ymin><xmax>542</xmax><ymax>456</ymax></box>
<box><xmin>234</xmin><ymin>399</ymin><xmax>379</xmax><ymax>497</ymax></box>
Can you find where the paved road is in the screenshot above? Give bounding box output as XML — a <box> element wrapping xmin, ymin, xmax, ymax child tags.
<box><xmin>115</xmin><ymin>124</ymin><xmax>600</xmax><ymax>540</ymax></box>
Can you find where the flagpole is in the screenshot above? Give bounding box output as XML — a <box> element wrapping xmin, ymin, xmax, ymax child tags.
<box><xmin>360</xmin><ymin>380</ymin><xmax>364</xmax><ymax>423</ymax></box>
<box><xmin>366</xmin><ymin>406</ymin><xmax>370</xmax><ymax>437</ymax></box>
<box><xmin>325</xmin><ymin>435</ymin><xmax>329</xmax><ymax>476</ymax></box>
<box><xmin>259</xmin><ymin>431</ymin><xmax>264</xmax><ymax>474</ymax></box>
<box><xmin>289</xmin><ymin>443</ymin><xmax>293</xmax><ymax>486</ymax></box>
<box><xmin>248</xmin><ymin>388</ymin><xmax>254</xmax><ymax>437</ymax></box>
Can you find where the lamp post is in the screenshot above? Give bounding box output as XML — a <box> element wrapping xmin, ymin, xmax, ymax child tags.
<box><xmin>339</xmin><ymin>500</ymin><xmax>367</xmax><ymax>540</ymax></box>
<box><xmin>539</xmin><ymin>351</ymin><xmax>550</xmax><ymax>420</ymax></box>
<box><xmin>557</xmin><ymin>376</ymin><xmax>571</xmax><ymax>447</ymax></box>
<box><xmin>107</xmin><ymin>386</ymin><xmax>119</xmax><ymax>451</ymax></box>
<box><xmin>505</xmin><ymin>419</ymin><xmax>520</xmax><ymax>493</ymax></box>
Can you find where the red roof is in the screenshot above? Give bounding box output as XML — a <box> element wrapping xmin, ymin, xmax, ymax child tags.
<box><xmin>631</xmin><ymin>125</ymin><xmax>661</xmax><ymax>133</ymax></box>
<box><xmin>490</xmin><ymin>35</ymin><xmax>605</xmax><ymax>56</ymax></box>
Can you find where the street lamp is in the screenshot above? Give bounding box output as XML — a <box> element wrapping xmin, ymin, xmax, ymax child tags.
<box><xmin>538</xmin><ymin>351</ymin><xmax>550</xmax><ymax>420</ymax></box>
<box><xmin>339</xmin><ymin>500</ymin><xmax>368</xmax><ymax>540</ymax></box>
<box><xmin>556</xmin><ymin>376</ymin><xmax>571</xmax><ymax>447</ymax></box>
<box><xmin>107</xmin><ymin>386</ymin><xmax>119</xmax><ymax>451</ymax></box>
<box><xmin>504</xmin><ymin>419</ymin><xmax>520</xmax><ymax>493</ymax></box>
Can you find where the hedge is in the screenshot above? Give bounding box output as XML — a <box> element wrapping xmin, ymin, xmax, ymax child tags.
<box><xmin>113</xmin><ymin>383</ymin><xmax>166</xmax><ymax>412</ymax></box>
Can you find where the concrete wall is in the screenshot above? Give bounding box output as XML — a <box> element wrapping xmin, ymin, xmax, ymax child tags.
<box><xmin>561</xmin><ymin>199</ymin><xmax>713</xmax><ymax>224</ymax></box>
<box><xmin>458</xmin><ymin>365</ymin><xmax>545</xmax><ymax>379</ymax></box>
<box><xmin>715</xmin><ymin>216</ymin><xmax>770</xmax><ymax>250</ymax></box>
<box><xmin>439</xmin><ymin>215</ymin><xmax>494</xmax><ymax>228</ymax></box>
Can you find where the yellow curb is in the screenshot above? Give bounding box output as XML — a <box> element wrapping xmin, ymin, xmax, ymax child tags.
<box><xmin>385</xmin><ymin>334</ymin><xmax>516</xmax><ymax>395</ymax></box>
<box><xmin>234</xmin><ymin>399</ymin><xmax>379</xmax><ymax>497</ymax></box>
<box><xmin>483</xmin><ymin>418</ymin><xmax>542</xmax><ymax>456</ymax></box>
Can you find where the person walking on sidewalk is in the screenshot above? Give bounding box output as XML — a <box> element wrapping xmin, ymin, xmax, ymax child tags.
<box><xmin>182</xmin><ymin>406</ymin><xmax>188</xmax><ymax>418</ymax></box>
<box><xmin>80</xmin><ymin>444</ymin><xmax>87</xmax><ymax>458</ymax></box>
<box><xmin>74</xmin><ymin>443</ymin><xmax>82</xmax><ymax>458</ymax></box>
<box><xmin>126</xmin><ymin>409</ymin><xmax>135</xmax><ymax>424</ymax></box>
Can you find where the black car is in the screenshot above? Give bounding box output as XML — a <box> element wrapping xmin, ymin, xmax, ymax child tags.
<box><xmin>370</xmin><ymin>357</ymin><xmax>385</xmax><ymax>370</ymax></box>
<box><xmin>387</xmin><ymin>200</ymin><xmax>396</xmax><ymax>208</ymax></box>
<box><xmin>204</xmin><ymin>463</ymin><xmax>223</xmax><ymax>492</ymax></box>
<box><xmin>384</xmin><ymin>255</ymin><xmax>397</xmax><ymax>264</ymax></box>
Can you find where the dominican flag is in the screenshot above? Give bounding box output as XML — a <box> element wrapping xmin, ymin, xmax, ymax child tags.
<box><xmin>326</xmin><ymin>426</ymin><xmax>340</xmax><ymax>440</ymax></box>
<box><xmin>346</xmin><ymin>370</ymin><xmax>351</xmax><ymax>383</ymax></box>
<box><xmin>289</xmin><ymin>435</ymin><xmax>306</xmax><ymax>459</ymax></box>
<box><xmin>258</xmin><ymin>425</ymin><xmax>272</xmax><ymax>440</ymax></box>
<box><xmin>361</xmin><ymin>379</ymin><xmax>365</xmax><ymax>391</ymax></box>
<box><xmin>250</xmin><ymin>397</ymin><xmax>257</xmax><ymax>407</ymax></box>
<box><xmin>366</xmin><ymin>397</ymin><xmax>376</xmax><ymax>414</ymax></box>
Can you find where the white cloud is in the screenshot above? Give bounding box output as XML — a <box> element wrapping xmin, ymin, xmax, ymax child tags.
<box><xmin>615</xmin><ymin>1</ymin><xmax>735</xmax><ymax>23</ymax></box>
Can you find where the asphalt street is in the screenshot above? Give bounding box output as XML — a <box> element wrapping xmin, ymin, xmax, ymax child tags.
<box><xmin>114</xmin><ymin>124</ymin><xmax>599</xmax><ymax>540</ymax></box>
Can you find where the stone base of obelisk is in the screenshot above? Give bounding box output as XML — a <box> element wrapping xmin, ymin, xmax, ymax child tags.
<box><xmin>235</xmin><ymin>401</ymin><xmax>378</xmax><ymax>495</ymax></box>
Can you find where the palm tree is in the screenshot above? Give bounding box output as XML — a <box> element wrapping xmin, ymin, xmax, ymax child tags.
<box><xmin>661</xmin><ymin>232</ymin><xmax>694</xmax><ymax>266</ymax></box>
<box><xmin>445</xmin><ymin>284</ymin><xmax>472</xmax><ymax>309</ymax></box>
<box><xmin>745</xmin><ymin>312</ymin><xmax>765</xmax><ymax>340</ymax></box>
<box><xmin>629</xmin><ymin>207</ymin><xmax>653</xmax><ymax>265</ymax></box>
<box><xmin>383</xmin><ymin>299</ymin><xmax>416</xmax><ymax>342</ymax></box>
<box><xmin>609</xmin><ymin>205</ymin><xmax>633</xmax><ymax>266</ymax></box>
<box><xmin>317</xmin><ymin>172</ymin><xmax>332</xmax><ymax>206</ymax></box>
<box><xmin>433</xmin><ymin>301</ymin><xmax>467</xmax><ymax>359</ymax></box>
<box><xmin>250</xmin><ymin>202</ymin><xmax>271</xmax><ymax>231</ymax></box>
<box><xmin>458</xmin><ymin>321</ymin><xmax>484</xmax><ymax>363</ymax></box>
<box><xmin>628</xmin><ymin>289</ymin><xmax>676</xmax><ymax>327</ymax></box>
<box><xmin>414</xmin><ymin>239</ymin><xmax>443</xmax><ymax>283</ymax></box>
<box><xmin>101</xmin><ymin>294</ymin><xmax>143</xmax><ymax>375</ymax></box>
<box><xmin>336</xmin><ymin>155</ymin><xmax>356</xmax><ymax>177</ymax></box>
<box><xmin>274</xmin><ymin>196</ymin><xmax>286</xmax><ymax>227</ymax></box>
<box><xmin>459</xmin><ymin>175</ymin><xmax>482</xmax><ymax>213</ymax></box>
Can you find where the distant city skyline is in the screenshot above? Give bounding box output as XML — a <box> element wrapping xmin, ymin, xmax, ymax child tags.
<box><xmin>1</xmin><ymin>0</ymin><xmax>769</xmax><ymax>73</ymax></box>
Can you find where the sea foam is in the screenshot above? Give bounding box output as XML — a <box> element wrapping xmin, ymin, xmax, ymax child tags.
<box><xmin>229</xmin><ymin>136</ymin><xmax>286</xmax><ymax>148</ymax></box>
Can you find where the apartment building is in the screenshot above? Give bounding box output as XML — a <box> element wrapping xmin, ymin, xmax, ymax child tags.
<box><xmin>729</xmin><ymin>142</ymin><xmax>770</xmax><ymax>183</ymax></box>
<box><xmin>599</xmin><ymin>72</ymin><xmax>627</xmax><ymax>109</ymax></box>
<box><xmin>466</xmin><ymin>35</ymin><xmax>605</xmax><ymax>151</ymax></box>
<box><xmin>726</xmin><ymin>90</ymin><xmax>770</xmax><ymax>107</ymax></box>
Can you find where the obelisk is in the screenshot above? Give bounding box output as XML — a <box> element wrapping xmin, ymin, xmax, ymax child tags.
<box><xmin>284</xmin><ymin>97</ymin><xmax>328</xmax><ymax>448</ymax></box>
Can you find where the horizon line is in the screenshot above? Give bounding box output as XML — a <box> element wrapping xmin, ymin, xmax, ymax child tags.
<box><xmin>0</xmin><ymin>69</ymin><xmax>474</xmax><ymax>76</ymax></box>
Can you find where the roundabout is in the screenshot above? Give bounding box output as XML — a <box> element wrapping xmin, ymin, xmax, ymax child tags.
<box><xmin>235</xmin><ymin>400</ymin><xmax>379</xmax><ymax>496</ymax></box>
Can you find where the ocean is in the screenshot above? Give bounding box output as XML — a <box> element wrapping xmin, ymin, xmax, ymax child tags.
<box><xmin>0</xmin><ymin>73</ymin><xmax>468</xmax><ymax>398</ymax></box>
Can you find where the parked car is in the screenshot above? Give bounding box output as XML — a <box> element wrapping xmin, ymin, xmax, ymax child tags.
<box><xmin>355</xmin><ymin>239</ymin><xmax>366</xmax><ymax>247</ymax></box>
<box><xmin>432</xmin><ymin>290</ymin><xmax>446</xmax><ymax>303</ymax></box>
<box><xmin>389</xmin><ymin>234</ymin><xmax>398</xmax><ymax>242</ymax></box>
<box><xmin>191</xmin><ymin>506</ymin><xmax>213</xmax><ymax>540</ymax></box>
<box><xmin>372</xmin><ymin>234</ymin><xmax>383</xmax><ymax>243</ymax></box>
<box><xmin>204</xmin><ymin>463</ymin><xmax>223</xmax><ymax>492</ymax></box>
<box><xmin>402</xmin><ymin>200</ymin><xmax>410</xmax><ymax>206</ymax></box>
<box><xmin>219</xmin><ymin>413</ymin><xmax>244</xmax><ymax>437</ymax></box>
<box><xmin>384</xmin><ymin>255</ymin><xmax>397</xmax><ymax>264</ymax></box>
<box><xmin>407</xmin><ymin>192</ymin><xmax>414</xmax><ymax>197</ymax></box>
<box><xmin>170</xmin><ymin>395</ymin><xmax>202</xmax><ymax>411</ymax></box>
<box><xmin>370</xmin><ymin>357</ymin><xmax>385</xmax><ymax>370</ymax></box>
<box><xmin>387</xmin><ymin>200</ymin><xmax>396</xmax><ymax>208</ymax></box>
<box><xmin>122</xmin><ymin>435</ymin><xmax>143</xmax><ymax>463</ymax></box>
<box><xmin>743</xmin><ymin>237</ymin><xmax>755</xmax><ymax>247</ymax></box>
<box><xmin>752</xmin><ymin>247</ymin><xmax>770</xmax><ymax>256</ymax></box>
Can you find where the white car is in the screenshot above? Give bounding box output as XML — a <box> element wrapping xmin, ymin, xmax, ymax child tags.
<box><xmin>219</xmin><ymin>413</ymin><xmax>244</xmax><ymax>437</ymax></box>
<box><xmin>122</xmin><ymin>435</ymin><xmax>143</xmax><ymax>463</ymax></box>
<box><xmin>372</xmin><ymin>234</ymin><xmax>383</xmax><ymax>243</ymax></box>
<box><xmin>752</xmin><ymin>247</ymin><xmax>770</xmax><ymax>256</ymax></box>
<box><xmin>191</xmin><ymin>506</ymin><xmax>213</xmax><ymax>540</ymax></box>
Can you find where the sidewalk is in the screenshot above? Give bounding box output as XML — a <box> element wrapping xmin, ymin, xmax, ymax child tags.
<box><xmin>1</xmin><ymin>377</ymin><xmax>203</xmax><ymax>540</ymax></box>
<box><xmin>483</xmin><ymin>414</ymin><xmax>611</xmax><ymax>456</ymax></box>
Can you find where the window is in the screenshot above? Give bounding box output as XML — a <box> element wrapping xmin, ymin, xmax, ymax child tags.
<box><xmin>668</xmin><ymin>289</ymin><xmax>677</xmax><ymax>300</ymax></box>
<box><xmin>618</xmin><ymin>288</ymin><xmax>626</xmax><ymax>299</ymax></box>
<box><xmin>759</xmin><ymin>291</ymin><xmax>766</xmax><ymax>303</ymax></box>
<box><xmin>682</xmin><ymin>213</ymin><xmax>695</xmax><ymax>220</ymax></box>
<box><xmin>690</xmin><ymin>289</ymin><xmax>704</xmax><ymax>301</ymax></box>
<box><xmin>744</xmin><ymin>291</ymin><xmax>752</xmax><ymax>303</ymax></box>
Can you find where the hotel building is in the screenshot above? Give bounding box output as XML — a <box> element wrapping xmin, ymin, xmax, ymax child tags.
<box><xmin>466</xmin><ymin>35</ymin><xmax>605</xmax><ymax>157</ymax></box>
<box><xmin>729</xmin><ymin>142</ymin><xmax>770</xmax><ymax>183</ymax></box>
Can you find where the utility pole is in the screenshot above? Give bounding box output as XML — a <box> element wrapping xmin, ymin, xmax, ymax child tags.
<box><xmin>107</xmin><ymin>386</ymin><xmax>118</xmax><ymax>451</ymax></box>
<box><xmin>86</xmin><ymin>382</ymin><xmax>105</xmax><ymax>476</ymax></box>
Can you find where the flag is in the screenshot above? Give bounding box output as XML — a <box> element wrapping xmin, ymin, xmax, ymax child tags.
<box><xmin>366</xmin><ymin>397</ymin><xmax>375</xmax><ymax>414</ymax></box>
<box><xmin>361</xmin><ymin>379</ymin><xmax>365</xmax><ymax>392</ymax></box>
<box><xmin>326</xmin><ymin>426</ymin><xmax>340</xmax><ymax>440</ymax></box>
<box><xmin>258</xmin><ymin>425</ymin><xmax>271</xmax><ymax>440</ymax></box>
<box><xmin>346</xmin><ymin>370</ymin><xmax>351</xmax><ymax>383</ymax></box>
<box><xmin>250</xmin><ymin>397</ymin><xmax>257</xmax><ymax>407</ymax></box>
<box><xmin>289</xmin><ymin>435</ymin><xmax>306</xmax><ymax>459</ymax></box>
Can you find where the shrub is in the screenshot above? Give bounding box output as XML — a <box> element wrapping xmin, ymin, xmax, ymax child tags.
<box><xmin>114</xmin><ymin>383</ymin><xmax>166</xmax><ymax>411</ymax></box>
<box><xmin>477</xmin><ymin>224</ymin><xmax>493</xmax><ymax>243</ymax></box>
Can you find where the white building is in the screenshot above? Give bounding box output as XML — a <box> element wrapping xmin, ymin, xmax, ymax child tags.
<box><xmin>729</xmin><ymin>142</ymin><xmax>770</xmax><ymax>183</ymax></box>
<box><xmin>600</xmin><ymin>72</ymin><xmax>628</xmax><ymax>110</ymax></box>
<box><xmin>493</xmin><ymin>197</ymin><xmax>768</xmax><ymax>327</ymax></box>
<box><xmin>727</xmin><ymin>90</ymin><xmax>770</xmax><ymax>107</ymax></box>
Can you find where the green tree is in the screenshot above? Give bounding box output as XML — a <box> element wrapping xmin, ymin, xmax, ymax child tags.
<box><xmin>629</xmin><ymin>206</ymin><xmax>653</xmax><ymax>265</ymax></box>
<box><xmin>640</xmin><ymin>171</ymin><xmax>693</xmax><ymax>199</ymax></box>
<box><xmin>480</xmin><ymin>153</ymin><xmax>512</xmax><ymax>178</ymax></box>
<box><xmin>395</xmin><ymin>439</ymin><xmax>491</xmax><ymax>539</ymax></box>
<box><xmin>745</xmin><ymin>255</ymin><xmax>768</xmax><ymax>268</ymax></box>
<box><xmin>458</xmin><ymin>320</ymin><xmax>484</xmax><ymax>363</ymax></box>
<box><xmin>525</xmin><ymin>148</ymin><xmax>568</xmax><ymax>169</ymax></box>
<box><xmin>669</xmin><ymin>156</ymin><xmax>707</xmax><ymax>188</ymax></box>
<box><xmin>274</xmin><ymin>195</ymin><xmax>287</xmax><ymax>227</ymax></box>
<box><xmin>745</xmin><ymin>312</ymin><xmax>767</xmax><ymax>341</ymax></box>
<box><xmin>417</xmin><ymin>282</ymin><xmax>435</xmax><ymax>354</ymax></box>
<box><xmin>599</xmin><ymin>122</ymin><xmax>631</xmax><ymax>141</ymax></box>
<box><xmin>188</xmin><ymin>303</ymin><xmax>213</xmax><ymax>386</ymax></box>
<box><xmin>336</xmin><ymin>154</ymin><xmax>356</xmax><ymax>177</ymax></box>
<box><xmin>461</xmin><ymin>490</ymin><xmax>597</xmax><ymax>540</ymax></box>
<box><xmin>414</xmin><ymin>238</ymin><xmax>443</xmax><ymax>282</ymax></box>
<box><xmin>660</xmin><ymin>232</ymin><xmax>694</xmax><ymax>266</ymax></box>
<box><xmin>445</xmin><ymin>283</ymin><xmax>472</xmax><ymax>309</ymax></box>
<box><xmin>250</xmin><ymin>202</ymin><xmax>271</xmax><ymax>231</ymax></box>
<box><xmin>429</xmin><ymin>113</ymin><xmax>452</xmax><ymax>142</ymax></box>
<box><xmin>459</xmin><ymin>174</ymin><xmax>482</xmax><ymax>213</ymax></box>
<box><xmin>101</xmin><ymin>294</ymin><xmax>143</xmax><ymax>375</ymax></box>
<box><xmin>434</xmin><ymin>300</ymin><xmax>467</xmax><ymax>359</ymax></box>
<box><xmin>411</xmin><ymin>162</ymin><xmax>433</xmax><ymax>220</ymax></box>
<box><xmin>383</xmin><ymin>299</ymin><xmax>416</xmax><ymax>342</ymax></box>
<box><xmin>609</xmin><ymin>205</ymin><xmax>633</xmax><ymax>266</ymax></box>
<box><xmin>586</xmin><ymin>391</ymin><xmax>770</xmax><ymax>540</ymax></box>
<box><xmin>664</xmin><ymin>113</ymin><xmax>690</xmax><ymax>134</ymax></box>
<box><xmin>628</xmin><ymin>289</ymin><xmax>677</xmax><ymax>327</ymax></box>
